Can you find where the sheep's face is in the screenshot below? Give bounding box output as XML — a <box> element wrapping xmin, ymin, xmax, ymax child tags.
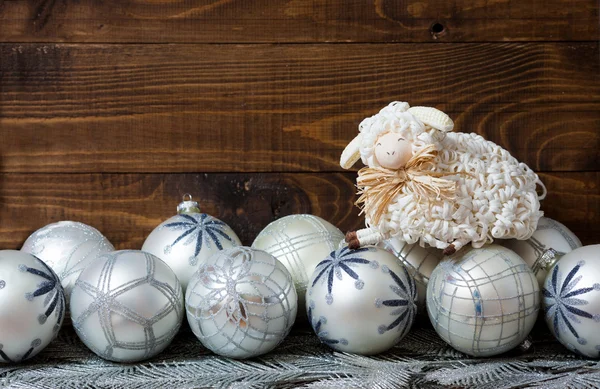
<box><xmin>373</xmin><ymin>132</ymin><xmax>413</xmax><ymax>169</ymax></box>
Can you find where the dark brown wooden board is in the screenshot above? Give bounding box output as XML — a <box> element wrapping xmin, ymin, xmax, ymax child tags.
<box><xmin>1</xmin><ymin>43</ymin><xmax>598</xmax><ymax>173</ymax></box>
<box><xmin>0</xmin><ymin>172</ymin><xmax>596</xmax><ymax>250</ymax></box>
<box><xmin>0</xmin><ymin>0</ymin><xmax>597</xmax><ymax>43</ymax></box>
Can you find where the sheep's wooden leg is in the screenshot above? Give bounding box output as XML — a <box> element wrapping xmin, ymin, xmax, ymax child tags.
<box><xmin>345</xmin><ymin>228</ymin><xmax>384</xmax><ymax>249</ymax></box>
<box><xmin>443</xmin><ymin>239</ymin><xmax>468</xmax><ymax>256</ymax></box>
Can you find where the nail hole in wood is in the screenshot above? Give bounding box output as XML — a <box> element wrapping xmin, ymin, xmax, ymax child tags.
<box><xmin>430</xmin><ymin>22</ymin><xmax>446</xmax><ymax>39</ymax></box>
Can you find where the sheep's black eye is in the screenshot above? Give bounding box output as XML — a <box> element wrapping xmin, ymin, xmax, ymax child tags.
<box><xmin>398</xmin><ymin>137</ymin><xmax>404</xmax><ymax>142</ymax></box>
<box><xmin>376</xmin><ymin>143</ymin><xmax>381</xmax><ymax>146</ymax></box>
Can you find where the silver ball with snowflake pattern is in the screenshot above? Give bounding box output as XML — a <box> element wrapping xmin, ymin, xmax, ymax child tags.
<box><xmin>542</xmin><ymin>244</ymin><xmax>600</xmax><ymax>359</ymax></box>
<box><xmin>186</xmin><ymin>246</ymin><xmax>298</xmax><ymax>359</ymax></box>
<box><xmin>0</xmin><ymin>250</ymin><xmax>65</xmax><ymax>363</ymax></box>
<box><xmin>306</xmin><ymin>246</ymin><xmax>418</xmax><ymax>355</ymax></box>
<box><xmin>142</xmin><ymin>195</ymin><xmax>241</xmax><ymax>291</ymax></box>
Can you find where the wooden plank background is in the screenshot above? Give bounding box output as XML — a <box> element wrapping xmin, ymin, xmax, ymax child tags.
<box><xmin>0</xmin><ymin>1</ymin><xmax>598</xmax><ymax>250</ymax></box>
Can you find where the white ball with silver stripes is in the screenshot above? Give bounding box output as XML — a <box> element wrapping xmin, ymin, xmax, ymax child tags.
<box><xmin>21</xmin><ymin>221</ymin><xmax>114</xmax><ymax>303</ymax></box>
<box><xmin>306</xmin><ymin>246</ymin><xmax>417</xmax><ymax>355</ymax></box>
<box><xmin>251</xmin><ymin>214</ymin><xmax>344</xmax><ymax>309</ymax></box>
<box><xmin>427</xmin><ymin>244</ymin><xmax>540</xmax><ymax>357</ymax></box>
<box><xmin>502</xmin><ymin>217</ymin><xmax>582</xmax><ymax>287</ymax></box>
<box><xmin>185</xmin><ymin>247</ymin><xmax>297</xmax><ymax>359</ymax></box>
<box><xmin>142</xmin><ymin>196</ymin><xmax>241</xmax><ymax>292</ymax></box>
<box><xmin>0</xmin><ymin>250</ymin><xmax>65</xmax><ymax>363</ymax></box>
<box><xmin>70</xmin><ymin>250</ymin><xmax>184</xmax><ymax>362</ymax></box>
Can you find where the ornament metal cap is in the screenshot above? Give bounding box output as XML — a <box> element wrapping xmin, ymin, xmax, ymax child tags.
<box><xmin>177</xmin><ymin>194</ymin><xmax>201</xmax><ymax>215</ymax></box>
<box><xmin>532</xmin><ymin>248</ymin><xmax>563</xmax><ymax>274</ymax></box>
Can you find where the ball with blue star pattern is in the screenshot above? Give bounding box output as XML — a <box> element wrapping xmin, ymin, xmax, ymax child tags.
<box><xmin>543</xmin><ymin>244</ymin><xmax>600</xmax><ymax>358</ymax></box>
<box><xmin>0</xmin><ymin>250</ymin><xmax>65</xmax><ymax>363</ymax></box>
<box><xmin>306</xmin><ymin>246</ymin><xmax>417</xmax><ymax>355</ymax></box>
<box><xmin>142</xmin><ymin>199</ymin><xmax>241</xmax><ymax>291</ymax></box>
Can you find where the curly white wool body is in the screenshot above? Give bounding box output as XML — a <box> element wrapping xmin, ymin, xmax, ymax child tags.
<box><xmin>355</xmin><ymin>102</ymin><xmax>545</xmax><ymax>251</ymax></box>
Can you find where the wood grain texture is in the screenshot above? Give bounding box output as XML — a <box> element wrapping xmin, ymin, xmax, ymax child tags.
<box><xmin>0</xmin><ymin>172</ymin><xmax>596</xmax><ymax>250</ymax></box>
<box><xmin>1</xmin><ymin>43</ymin><xmax>598</xmax><ymax>173</ymax></box>
<box><xmin>0</xmin><ymin>0</ymin><xmax>597</xmax><ymax>43</ymax></box>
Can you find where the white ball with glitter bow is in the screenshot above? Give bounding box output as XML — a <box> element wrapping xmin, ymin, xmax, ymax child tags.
<box><xmin>70</xmin><ymin>250</ymin><xmax>184</xmax><ymax>362</ymax></box>
<box><xmin>185</xmin><ymin>247</ymin><xmax>297</xmax><ymax>359</ymax></box>
<box><xmin>0</xmin><ymin>250</ymin><xmax>65</xmax><ymax>363</ymax></box>
<box><xmin>542</xmin><ymin>244</ymin><xmax>600</xmax><ymax>358</ymax></box>
<box><xmin>427</xmin><ymin>244</ymin><xmax>540</xmax><ymax>357</ymax></box>
<box><xmin>306</xmin><ymin>246</ymin><xmax>417</xmax><ymax>355</ymax></box>
<box><xmin>142</xmin><ymin>195</ymin><xmax>241</xmax><ymax>291</ymax></box>
<box><xmin>21</xmin><ymin>221</ymin><xmax>114</xmax><ymax>303</ymax></box>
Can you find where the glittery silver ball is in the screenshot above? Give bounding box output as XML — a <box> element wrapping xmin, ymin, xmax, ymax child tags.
<box><xmin>503</xmin><ymin>217</ymin><xmax>582</xmax><ymax>287</ymax></box>
<box><xmin>378</xmin><ymin>237</ymin><xmax>443</xmax><ymax>312</ymax></box>
<box><xmin>70</xmin><ymin>250</ymin><xmax>184</xmax><ymax>362</ymax></box>
<box><xmin>251</xmin><ymin>214</ymin><xmax>344</xmax><ymax>308</ymax></box>
<box><xmin>427</xmin><ymin>244</ymin><xmax>540</xmax><ymax>357</ymax></box>
<box><xmin>21</xmin><ymin>221</ymin><xmax>114</xmax><ymax>303</ymax></box>
<box><xmin>543</xmin><ymin>244</ymin><xmax>600</xmax><ymax>358</ymax></box>
<box><xmin>186</xmin><ymin>247</ymin><xmax>297</xmax><ymax>359</ymax></box>
<box><xmin>0</xmin><ymin>250</ymin><xmax>65</xmax><ymax>363</ymax></box>
<box><xmin>307</xmin><ymin>246</ymin><xmax>417</xmax><ymax>355</ymax></box>
<box><xmin>142</xmin><ymin>213</ymin><xmax>241</xmax><ymax>291</ymax></box>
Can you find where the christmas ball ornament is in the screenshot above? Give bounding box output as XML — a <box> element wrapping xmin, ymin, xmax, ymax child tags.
<box><xmin>0</xmin><ymin>250</ymin><xmax>65</xmax><ymax>363</ymax></box>
<box><xmin>502</xmin><ymin>217</ymin><xmax>582</xmax><ymax>287</ymax></box>
<box><xmin>378</xmin><ymin>237</ymin><xmax>443</xmax><ymax>311</ymax></box>
<box><xmin>70</xmin><ymin>250</ymin><xmax>184</xmax><ymax>362</ymax></box>
<box><xmin>186</xmin><ymin>247</ymin><xmax>297</xmax><ymax>359</ymax></box>
<box><xmin>21</xmin><ymin>221</ymin><xmax>114</xmax><ymax>302</ymax></box>
<box><xmin>142</xmin><ymin>195</ymin><xmax>241</xmax><ymax>291</ymax></box>
<box><xmin>427</xmin><ymin>244</ymin><xmax>540</xmax><ymax>357</ymax></box>
<box><xmin>307</xmin><ymin>246</ymin><xmax>417</xmax><ymax>355</ymax></box>
<box><xmin>251</xmin><ymin>214</ymin><xmax>344</xmax><ymax>307</ymax></box>
<box><xmin>542</xmin><ymin>244</ymin><xmax>600</xmax><ymax>358</ymax></box>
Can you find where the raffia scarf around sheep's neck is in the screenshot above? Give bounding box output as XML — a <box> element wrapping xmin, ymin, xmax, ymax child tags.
<box><xmin>355</xmin><ymin>144</ymin><xmax>457</xmax><ymax>226</ymax></box>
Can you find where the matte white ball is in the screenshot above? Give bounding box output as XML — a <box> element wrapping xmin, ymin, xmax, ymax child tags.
<box><xmin>307</xmin><ymin>246</ymin><xmax>417</xmax><ymax>355</ymax></box>
<box><xmin>427</xmin><ymin>244</ymin><xmax>540</xmax><ymax>357</ymax></box>
<box><xmin>21</xmin><ymin>221</ymin><xmax>115</xmax><ymax>302</ymax></box>
<box><xmin>542</xmin><ymin>244</ymin><xmax>600</xmax><ymax>358</ymax></box>
<box><xmin>70</xmin><ymin>250</ymin><xmax>184</xmax><ymax>362</ymax></box>
<box><xmin>502</xmin><ymin>217</ymin><xmax>582</xmax><ymax>287</ymax></box>
<box><xmin>378</xmin><ymin>237</ymin><xmax>443</xmax><ymax>311</ymax></box>
<box><xmin>186</xmin><ymin>247</ymin><xmax>297</xmax><ymax>359</ymax></box>
<box><xmin>251</xmin><ymin>214</ymin><xmax>344</xmax><ymax>307</ymax></box>
<box><xmin>0</xmin><ymin>250</ymin><xmax>65</xmax><ymax>363</ymax></box>
<box><xmin>142</xmin><ymin>212</ymin><xmax>241</xmax><ymax>291</ymax></box>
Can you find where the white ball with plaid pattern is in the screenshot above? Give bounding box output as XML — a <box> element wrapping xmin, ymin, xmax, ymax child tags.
<box><xmin>251</xmin><ymin>214</ymin><xmax>344</xmax><ymax>308</ymax></box>
<box><xmin>427</xmin><ymin>244</ymin><xmax>540</xmax><ymax>357</ymax></box>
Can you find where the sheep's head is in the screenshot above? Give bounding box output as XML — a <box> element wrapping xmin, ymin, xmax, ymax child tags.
<box><xmin>373</xmin><ymin>132</ymin><xmax>413</xmax><ymax>169</ymax></box>
<box><xmin>340</xmin><ymin>102</ymin><xmax>454</xmax><ymax>170</ymax></box>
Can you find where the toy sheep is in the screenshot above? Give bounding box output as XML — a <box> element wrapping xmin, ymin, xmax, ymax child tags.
<box><xmin>341</xmin><ymin>102</ymin><xmax>546</xmax><ymax>255</ymax></box>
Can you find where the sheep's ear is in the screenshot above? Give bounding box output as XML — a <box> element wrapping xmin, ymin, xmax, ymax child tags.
<box><xmin>340</xmin><ymin>133</ymin><xmax>363</xmax><ymax>169</ymax></box>
<box><xmin>408</xmin><ymin>106</ymin><xmax>454</xmax><ymax>132</ymax></box>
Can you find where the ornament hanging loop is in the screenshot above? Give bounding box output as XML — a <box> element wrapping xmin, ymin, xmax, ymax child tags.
<box><xmin>532</xmin><ymin>248</ymin><xmax>562</xmax><ymax>275</ymax></box>
<box><xmin>177</xmin><ymin>194</ymin><xmax>201</xmax><ymax>215</ymax></box>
